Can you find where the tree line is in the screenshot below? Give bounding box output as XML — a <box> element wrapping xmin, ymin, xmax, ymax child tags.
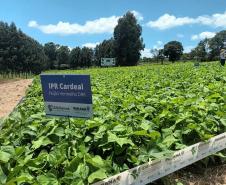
<box><xmin>0</xmin><ymin>22</ymin><xmax>46</xmax><ymax>77</ymax></box>
<box><xmin>144</xmin><ymin>31</ymin><xmax>226</xmax><ymax>64</ymax></box>
<box><xmin>1</xmin><ymin>11</ymin><xmax>226</xmax><ymax>77</ymax></box>
<box><xmin>0</xmin><ymin>12</ymin><xmax>144</xmax><ymax>76</ymax></box>
<box><xmin>44</xmin><ymin>12</ymin><xmax>144</xmax><ymax>69</ymax></box>
<box><xmin>189</xmin><ymin>31</ymin><xmax>226</xmax><ymax>61</ymax></box>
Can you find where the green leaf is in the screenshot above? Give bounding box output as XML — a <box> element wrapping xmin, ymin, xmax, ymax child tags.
<box><xmin>75</xmin><ymin>163</ymin><xmax>89</xmax><ymax>179</ymax></box>
<box><xmin>86</xmin><ymin>155</ymin><xmax>106</xmax><ymax>168</ymax></box>
<box><xmin>220</xmin><ymin>118</ymin><xmax>226</xmax><ymax>126</ymax></box>
<box><xmin>72</xmin><ymin>179</ymin><xmax>84</xmax><ymax>185</ymax></box>
<box><xmin>149</xmin><ymin>130</ymin><xmax>161</xmax><ymax>140</ymax></box>
<box><xmin>140</xmin><ymin>120</ymin><xmax>152</xmax><ymax>130</ymax></box>
<box><xmin>108</xmin><ymin>131</ymin><xmax>134</xmax><ymax>147</ymax></box>
<box><xmin>66</xmin><ymin>156</ymin><xmax>81</xmax><ymax>171</ymax></box>
<box><xmin>133</xmin><ymin>130</ymin><xmax>148</xmax><ymax>136</ymax></box>
<box><xmin>22</xmin><ymin>129</ymin><xmax>37</xmax><ymax>136</ymax></box>
<box><xmin>53</xmin><ymin>127</ymin><xmax>65</xmax><ymax>137</ymax></box>
<box><xmin>84</xmin><ymin>136</ymin><xmax>92</xmax><ymax>143</ymax></box>
<box><xmin>0</xmin><ymin>166</ymin><xmax>7</xmax><ymax>184</ymax></box>
<box><xmin>162</xmin><ymin>135</ymin><xmax>178</xmax><ymax>148</ymax></box>
<box><xmin>0</xmin><ymin>150</ymin><xmax>11</xmax><ymax>163</ymax></box>
<box><xmin>112</xmin><ymin>124</ymin><xmax>126</xmax><ymax>132</ymax></box>
<box><xmin>37</xmin><ymin>174</ymin><xmax>58</xmax><ymax>185</ymax></box>
<box><xmin>32</xmin><ymin>136</ymin><xmax>53</xmax><ymax>150</ymax></box>
<box><xmin>88</xmin><ymin>169</ymin><xmax>107</xmax><ymax>183</ymax></box>
<box><xmin>15</xmin><ymin>172</ymin><xmax>33</xmax><ymax>184</ymax></box>
<box><xmin>133</xmin><ymin>130</ymin><xmax>160</xmax><ymax>140</ymax></box>
<box><xmin>1</xmin><ymin>146</ymin><xmax>15</xmax><ymax>156</ymax></box>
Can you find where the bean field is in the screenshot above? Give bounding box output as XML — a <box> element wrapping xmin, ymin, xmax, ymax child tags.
<box><xmin>0</xmin><ymin>62</ymin><xmax>226</xmax><ymax>184</ymax></box>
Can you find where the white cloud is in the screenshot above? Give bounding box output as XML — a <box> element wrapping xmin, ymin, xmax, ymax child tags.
<box><xmin>191</xmin><ymin>31</ymin><xmax>216</xmax><ymax>40</ymax></box>
<box><xmin>28</xmin><ymin>16</ymin><xmax>120</xmax><ymax>35</ymax></box>
<box><xmin>184</xmin><ymin>45</ymin><xmax>195</xmax><ymax>53</ymax></box>
<box><xmin>131</xmin><ymin>10</ymin><xmax>144</xmax><ymax>21</ymax></box>
<box><xmin>28</xmin><ymin>10</ymin><xmax>144</xmax><ymax>35</ymax></box>
<box><xmin>147</xmin><ymin>11</ymin><xmax>226</xmax><ymax>30</ymax></box>
<box><xmin>28</xmin><ymin>20</ymin><xmax>38</xmax><ymax>27</ymax></box>
<box><xmin>141</xmin><ymin>41</ymin><xmax>164</xmax><ymax>58</ymax></box>
<box><xmin>147</xmin><ymin>14</ymin><xmax>195</xmax><ymax>30</ymax></box>
<box><xmin>141</xmin><ymin>48</ymin><xmax>152</xmax><ymax>58</ymax></box>
<box><xmin>142</xmin><ymin>44</ymin><xmax>194</xmax><ymax>58</ymax></box>
<box><xmin>82</xmin><ymin>42</ymin><xmax>100</xmax><ymax>49</ymax></box>
<box><xmin>196</xmin><ymin>12</ymin><xmax>226</xmax><ymax>27</ymax></box>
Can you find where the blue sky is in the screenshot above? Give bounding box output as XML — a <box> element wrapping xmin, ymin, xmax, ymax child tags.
<box><xmin>1</xmin><ymin>0</ymin><xmax>226</xmax><ymax>57</ymax></box>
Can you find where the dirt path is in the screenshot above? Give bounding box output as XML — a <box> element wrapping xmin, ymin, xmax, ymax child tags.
<box><xmin>0</xmin><ymin>79</ymin><xmax>32</xmax><ymax>118</ymax></box>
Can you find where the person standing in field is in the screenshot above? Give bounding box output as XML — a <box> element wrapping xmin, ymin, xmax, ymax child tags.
<box><xmin>220</xmin><ymin>49</ymin><xmax>225</xmax><ymax>66</ymax></box>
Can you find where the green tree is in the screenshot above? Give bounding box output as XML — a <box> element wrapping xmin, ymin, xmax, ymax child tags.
<box><xmin>24</xmin><ymin>35</ymin><xmax>47</xmax><ymax>74</ymax></box>
<box><xmin>94</xmin><ymin>38</ymin><xmax>115</xmax><ymax>66</ymax></box>
<box><xmin>114</xmin><ymin>11</ymin><xmax>144</xmax><ymax>66</ymax></box>
<box><xmin>191</xmin><ymin>39</ymin><xmax>209</xmax><ymax>61</ymax></box>
<box><xmin>163</xmin><ymin>41</ymin><xmax>183</xmax><ymax>62</ymax></box>
<box><xmin>208</xmin><ymin>30</ymin><xmax>226</xmax><ymax>60</ymax></box>
<box><xmin>44</xmin><ymin>42</ymin><xmax>57</xmax><ymax>69</ymax></box>
<box><xmin>69</xmin><ymin>47</ymin><xmax>81</xmax><ymax>69</ymax></box>
<box><xmin>56</xmin><ymin>46</ymin><xmax>70</xmax><ymax>69</ymax></box>
<box><xmin>150</xmin><ymin>48</ymin><xmax>165</xmax><ymax>64</ymax></box>
<box><xmin>181</xmin><ymin>53</ymin><xmax>192</xmax><ymax>61</ymax></box>
<box><xmin>80</xmin><ymin>47</ymin><xmax>94</xmax><ymax>67</ymax></box>
<box><xmin>150</xmin><ymin>49</ymin><xmax>159</xmax><ymax>61</ymax></box>
<box><xmin>158</xmin><ymin>49</ymin><xmax>165</xmax><ymax>64</ymax></box>
<box><xmin>0</xmin><ymin>21</ymin><xmax>46</xmax><ymax>76</ymax></box>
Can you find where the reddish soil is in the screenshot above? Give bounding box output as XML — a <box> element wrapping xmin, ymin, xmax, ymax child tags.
<box><xmin>0</xmin><ymin>79</ymin><xmax>32</xmax><ymax>118</ymax></box>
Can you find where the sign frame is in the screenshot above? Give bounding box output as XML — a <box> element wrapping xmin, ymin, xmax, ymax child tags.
<box><xmin>101</xmin><ymin>58</ymin><xmax>116</xmax><ymax>67</ymax></box>
<box><xmin>40</xmin><ymin>74</ymin><xmax>93</xmax><ymax>118</ymax></box>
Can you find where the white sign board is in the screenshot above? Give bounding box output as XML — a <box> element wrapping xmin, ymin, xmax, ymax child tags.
<box><xmin>101</xmin><ymin>58</ymin><xmax>116</xmax><ymax>67</ymax></box>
